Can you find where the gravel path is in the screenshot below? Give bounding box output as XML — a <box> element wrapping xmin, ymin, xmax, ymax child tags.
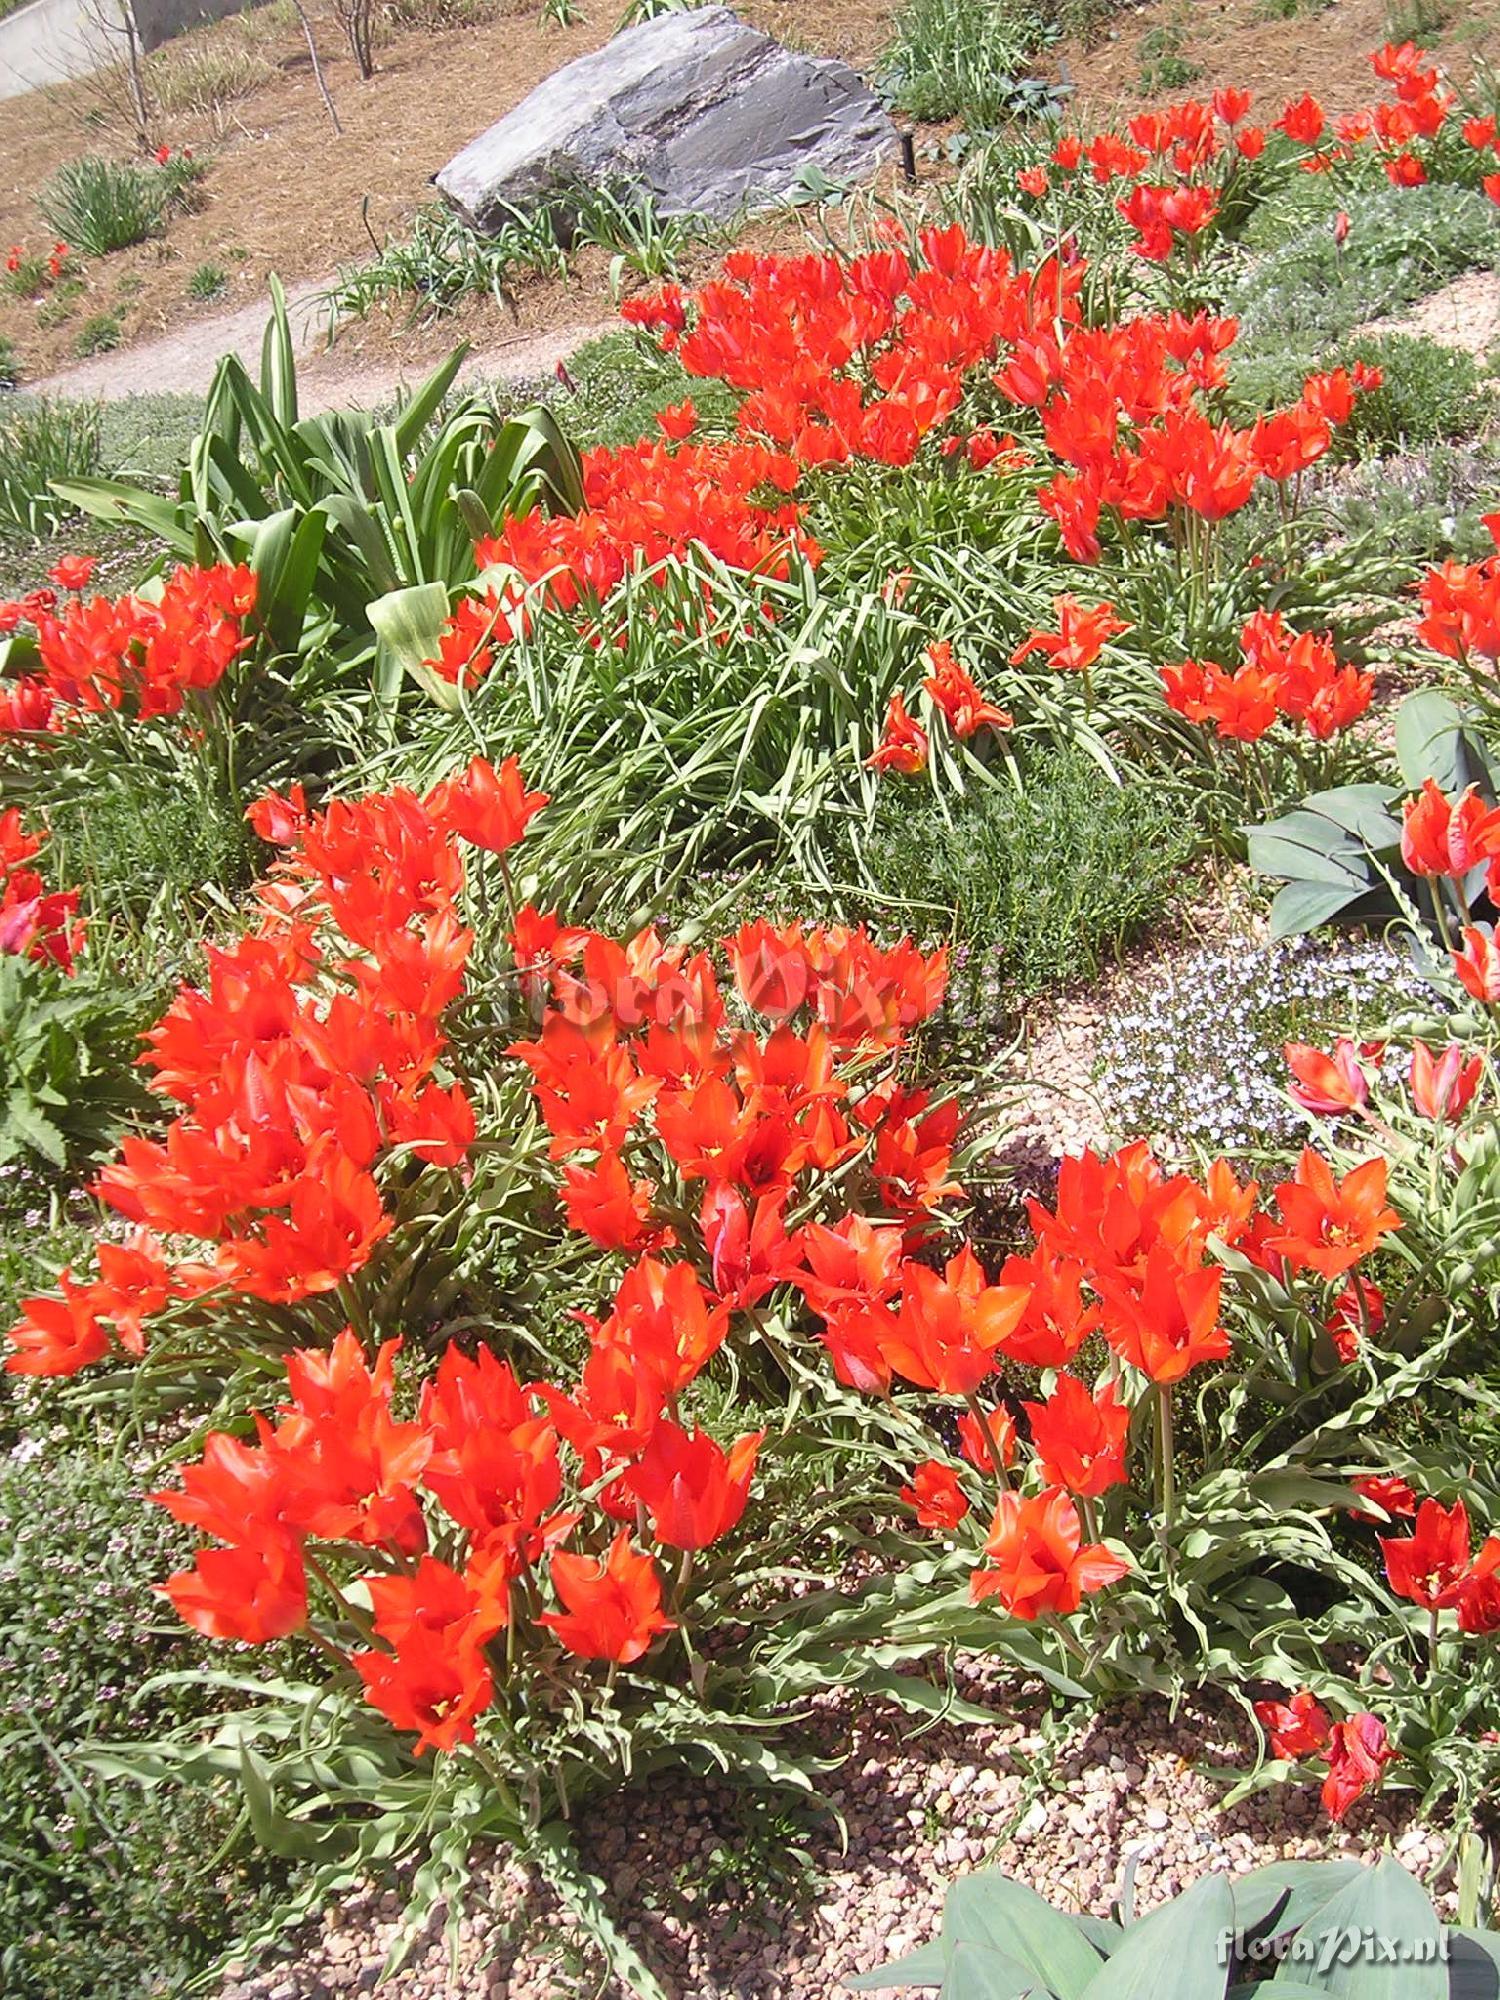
<box><xmin>1366</xmin><ymin>267</ymin><xmax>1500</xmax><ymax>363</ymax></box>
<box><xmin>30</xmin><ymin>281</ymin><xmax>612</xmax><ymax>413</ymax></box>
<box><xmin>225</xmin><ymin>1678</ymin><xmax>1449</xmax><ymax>2000</ymax></box>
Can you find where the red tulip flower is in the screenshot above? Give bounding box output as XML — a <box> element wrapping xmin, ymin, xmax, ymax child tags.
<box><xmin>625</xmin><ymin>1419</ymin><xmax>763</xmax><ymax>1551</ymax></box>
<box><xmin>1408</xmin><ymin>1042</ymin><xmax>1482</xmax><ymax>1122</ymax></box>
<box><xmin>900</xmin><ymin>1459</ymin><xmax>970</xmax><ymax>1529</ymax></box>
<box><xmin>46</xmin><ymin>554</ymin><xmax>96</xmax><ymax>591</ymax></box>
<box><xmin>540</xmin><ymin>1529</ymin><xmax>676</xmax><ymax>1663</ymax></box>
<box><xmin>1266</xmin><ymin>1150</ymin><xmax>1400</xmax><ymax>1280</ymax></box>
<box><xmin>1285</xmin><ymin>1038</ymin><xmax>1370</xmax><ymax>1116</ymax></box>
<box><xmin>970</xmin><ymin>1487</ymin><xmax>1129</xmax><ymax>1620</ymax></box>
<box><xmin>1400</xmin><ymin>778</ymin><xmax>1500</xmax><ymax>878</ymax></box>
<box><xmin>160</xmin><ymin>1536</ymin><xmax>307</xmax><ymax>1645</ymax></box>
<box><xmin>1380</xmin><ymin>1497</ymin><xmax>1498</xmax><ymax>1611</ymax></box>
<box><xmin>868</xmin><ymin>691</ymin><xmax>929</xmax><ymax>774</ymax></box>
<box><xmin>1254</xmin><ymin>1688</ymin><xmax>1330</xmax><ymax>1761</ymax></box>
<box><xmin>1011</xmin><ymin>596</ymin><xmax>1130</xmax><ymax>674</ymax></box>
<box><xmin>1351</xmin><ymin>1473</ymin><xmax>1416</xmax><ymax>1522</ymax></box>
<box><xmin>957</xmin><ymin>1404</ymin><xmax>1016</xmax><ymax>1474</ymax></box>
<box><xmin>1454</xmin><ymin>924</ymin><xmax>1500</xmax><ymax>1004</ymax></box>
<box><xmin>1098</xmin><ymin>1249</ymin><xmax>1228</xmax><ymax>1385</ymax></box>
<box><xmin>920</xmin><ymin>640</ymin><xmax>1012</xmax><ymax>739</ymax></box>
<box><xmin>1321</xmin><ymin>1713</ymin><xmax>1395</xmax><ymax>1822</ymax></box>
<box><xmin>426</xmin><ymin>754</ymin><xmax>546</xmax><ymax>854</ymax></box>
<box><xmin>881</xmin><ymin>1245</ymin><xmax>1031</xmax><ymax>1395</ymax></box>
<box><xmin>1277</xmin><ymin>93</ymin><xmax>1326</xmax><ymax>145</ymax></box>
<box><xmin>1022</xmin><ymin>1373</ymin><xmax>1130</xmax><ymax>1497</ymax></box>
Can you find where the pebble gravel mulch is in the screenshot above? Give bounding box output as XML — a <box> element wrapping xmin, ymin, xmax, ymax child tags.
<box><xmin>226</xmin><ymin>1679</ymin><xmax>1448</xmax><ymax>2000</ymax></box>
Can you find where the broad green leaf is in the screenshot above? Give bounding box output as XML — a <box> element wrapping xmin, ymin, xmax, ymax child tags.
<box><xmin>1445</xmin><ymin>1927</ymin><xmax>1500</xmax><ymax>2000</ymax></box>
<box><xmin>242</xmin><ymin>506</ymin><xmax>328</xmax><ymax>656</ymax></box>
<box><xmin>848</xmin><ymin>1942</ymin><xmax>947</xmax><ymax>1989</ymax></box>
<box><xmin>1395</xmin><ymin>689</ymin><xmax>1497</xmax><ymax>797</ymax></box>
<box><xmin>391</xmin><ymin>343</ymin><xmax>471</xmax><ymax>456</ymax></box>
<box><xmin>367</xmin><ymin>581</ymin><xmax>459</xmax><ymax>713</ymax></box>
<box><xmin>1079</xmin><ymin>1871</ymin><xmax>1233</xmax><ymax>2000</ymax></box>
<box><xmin>1268</xmin><ymin>879</ymin><xmax>1371</xmax><ymax>940</ymax></box>
<box><xmin>49</xmin><ymin>476</ymin><xmax>191</xmax><ymax>550</ymax></box>
<box><xmin>1230</xmin><ymin>1861</ymin><xmax>1365</xmax><ymax>1944</ymax></box>
<box><xmin>260</xmin><ymin>272</ymin><xmax>299</xmax><ymax>428</ymax></box>
<box><xmin>940</xmin><ymin>1872</ymin><xmax>1105</xmax><ymax>2000</ymax></box>
<box><xmin>944</xmin><ymin>1943</ymin><xmax>1055</xmax><ymax>2000</ymax></box>
<box><xmin>1273</xmin><ymin>1857</ymin><xmax>1445</xmax><ymax>1998</ymax></box>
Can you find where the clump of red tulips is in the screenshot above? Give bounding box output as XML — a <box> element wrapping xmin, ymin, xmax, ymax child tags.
<box><xmin>0</xmin><ymin>560</ymin><xmax>256</xmax><ymax>729</ymax></box>
<box><xmin>0</xmin><ymin>806</ymin><xmax>84</xmax><ymax>973</ymax></box>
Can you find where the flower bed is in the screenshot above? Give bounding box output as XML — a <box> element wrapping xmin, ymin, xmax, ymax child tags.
<box><xmin>4</xmin><ymin>32</ymin><xmax>1500</xmax><ymax>2000</ymax></box>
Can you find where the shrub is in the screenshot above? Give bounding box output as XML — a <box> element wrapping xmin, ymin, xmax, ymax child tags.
<box><xmin>73</xmin><ymin>311</ymin><xmax>123</xmax><ymax>358</ymax></box>
<box><xmin>1231</xmin><ymin>185</ymin><xmax>1500</xmax><ymax>352</ymax></box>
<box><xmin>880</xmin><ymin>0</ymin><xmax>1058</xmax><ymax>127</ymax></box>
<box><xmin>0</xmin><ymin>334</ymin><xmax>17</xmax><ymax>390</ymax></box>
<box><xmin>1316</xmin><ymin>441</ymin><xmax>1500</xmax><ymax>564</ymax></box>
<box><xmin>0</xmin><ymin>1447</ymin><xmax>292</xmax><ymax>2000</ymax></box>
<box><xmin>1231</xmin><ymin>332</ymin><xmax>1493</xmax><ymax>453</ymax></box>
<box><xmin>37</xmin><ymin>156</ymin><xmax>168</xmax><ymax>258</ymax></box>
<box><xmin>856</xmin><ymin>753</ymin><xmax>1194</xmax><ymax>1011</ymax></box>
<box><xmin>0</xmin><ymin>398</ymin><xmax>102</xmax><ymax>537</ymax></box>
<box><xmin>0</xmin><ymin>955</ymin><xmax>155</xmax><ymax>1177</ymax></box>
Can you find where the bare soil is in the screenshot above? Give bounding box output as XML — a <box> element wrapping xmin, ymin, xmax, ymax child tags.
<box><xmin>0</xmin><ymin>0</ymin><xmax>900</xmax><ymax>389</ymax></box>
<box><xmin>1050</xmin><ymin>0</ymin><xmax>1500</xmax><ymax>126</ymax></box>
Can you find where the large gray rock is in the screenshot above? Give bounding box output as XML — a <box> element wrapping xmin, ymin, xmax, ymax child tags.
<box><xmin>434</xmin><ymin>5</ymin><xmax>897</xmax><ymax>235</ymax></box>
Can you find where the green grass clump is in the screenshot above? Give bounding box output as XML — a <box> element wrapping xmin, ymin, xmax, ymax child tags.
<box><xmin>1138</xmin><ymin>21</ymin><xmax>1201</xmax><ymax>92</ymax></box>
<box><xmin>46</xmin><ymin>744</ymin><xmax>261</xmax><ymax>933</ymax></box>
<box><xmin>0</xmin><ymin>398</ymin><xmax>103</xmax><ymax>538</ymax></box>
<box><xmin>881</xmin><ymin>0</ymin><xmax>1058</xmax><ymax>128</ymax></box>
<box><xmin>187</xmin><ymin>261</ymin><xmax>228</xmax><ymax>302</ymax></box>
<box><xmin>859</xmin><ymin>752</ymin><xmax>1194</xmax><ymax>1010</ymax></box>
<box><xmin>73</xmin><ymin>311</ymin><xmax>124</xmax><ymax>358</ymax></box>
<box><xmin>37</xmin><ymin>156</ymin><xmax>167</xmax><ymax>258</ymax></box>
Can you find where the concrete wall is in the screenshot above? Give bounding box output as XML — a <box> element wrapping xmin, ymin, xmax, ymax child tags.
<box><xmin>0</xmin><ymin>0</ymin><xmax>268</xmax><ymax>103</ymax></box>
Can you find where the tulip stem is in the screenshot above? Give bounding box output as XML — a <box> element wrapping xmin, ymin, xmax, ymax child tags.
<box><xmin>1157</xmin><ymin>1387</ymin><xmax>1176</xmax><ymax>1569</ymax></box>
<box><xmin>1428</xmin><ymin>879</ymin><xmax>1456</xmax><ymax>956</ymax></box>
<box><xmin>468</xmin><ymin>1738</ymin><xmax>522</xmax><ymax>1817</ymax></box>
<box><xmin>1427</xmin><ymin>1606</ymin><xmax>1441</xmax><ymax>1683</ymax></box>
<box><xmin>497</xmin><ymin>853</ymin><xmax>519</xmax><ymax>935</ymax></box>
<box><xmin>964</xmin><ymin>1391</ymin><xmax>1009</xmax><ymax>1503</ymax></box>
